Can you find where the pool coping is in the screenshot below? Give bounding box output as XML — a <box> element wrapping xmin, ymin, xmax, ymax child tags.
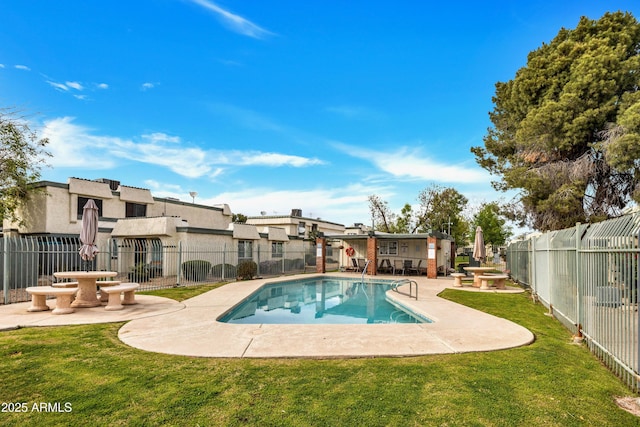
<box><xmin>117</xmin><ymin>273</ymin><xmax>534</xmax><ymax>358</ymax></box>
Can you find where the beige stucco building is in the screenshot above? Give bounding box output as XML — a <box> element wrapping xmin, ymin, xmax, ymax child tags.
<box><xmin>1</xmin><ymin>178</ymin><xmax>349</xmax><ymax>281</ymax></box>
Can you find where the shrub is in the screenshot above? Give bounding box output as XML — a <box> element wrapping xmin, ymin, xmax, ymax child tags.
<box><xmin>284</xmin><ymin>258</ymin><xmax>305</xmax><ymax>271</ymax></box>
<box><xmin>237</xmin><ymin>261</ymin><xmax>258</xmax><ymax>280</ymax></box>
<box><xmin>305</xmin><ymin>253</ymin><xmax>316</xmax><ymax>266</ymax></box>
<box><xmin>128</xmin><ymin>263</ymin><xmax>150</xmax><ymax>282</ymax></box>
<box><xmin>211</xmin><ymin>263</ymin><xmax>236</xmax><ymax>278</ymax></box>
<box><xmin>259</xmin><ymin>260</ymin><xmax>282</xmax><ymax>275</ymax></box>
<box><xmin>181</xmin><ymin>260</ymin><xmax>211</xmax><ymax>281</ymax></box>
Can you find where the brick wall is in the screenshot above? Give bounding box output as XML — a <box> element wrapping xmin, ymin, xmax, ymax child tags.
<box><xmin>366</xmin><ymin>237</ymin><xmax>378</xmax><ymax>275</ymax></box>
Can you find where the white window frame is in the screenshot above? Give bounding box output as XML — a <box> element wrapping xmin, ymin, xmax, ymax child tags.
<box><xmin>379</xmin><ymin>241</ymin><xmax>398</xmax><ymax>255</ymax></box>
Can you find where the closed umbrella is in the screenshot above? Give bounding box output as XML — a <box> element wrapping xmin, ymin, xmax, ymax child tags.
<box><xmin>79</xmin><ymin>199</ymin><xmax>99</xmax><ymax>270</ymax></box>
<box><xmin>473</xmin><ymin>226</ymin><xmax>486</xmax><ymax>263</ymax></box>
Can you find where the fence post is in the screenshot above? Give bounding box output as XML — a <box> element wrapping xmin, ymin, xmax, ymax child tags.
<box><xmin>282</xmin><ymin>243</ymin><xmax>285</xmax><ymax>274</ymax></box>
<box><xmin>222</xmin><ymin>243</ymin><xmax>226</xmax><ymax>281</ymax></box>
<box><xmin>575</xmin><ymin>222</ymin><xmax>583</xmax><ymax>342</ymax></box>
<box><xmin>531</xmin><ymin>235</ymin><xmax>536</xmax><ymax>294</ymax></box>
<box><xmin>2</xmin><ymin>235</ymin><xmax>8</xmax><ymax>305</ymax></box>
<box><xmin>257</xmin><ymin>244</ymin><xmax>261</xmax><ymax>277</ymax></box>
<box><xmin>177</xmin><ymin>241</ymin><xmax>183</xmax><ymax>286</ymax></box>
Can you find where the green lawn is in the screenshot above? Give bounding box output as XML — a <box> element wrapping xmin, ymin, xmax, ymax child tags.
<box><xmin>0</xmin><ymin>285</ymin><xmax>637</xmax><ymax>426</ymax></box>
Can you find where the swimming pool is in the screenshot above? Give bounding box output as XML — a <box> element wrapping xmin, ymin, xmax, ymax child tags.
<box><xmin>218</xmin><ymin>277</ymin><xmax>431</xmax><ymax>324</ymax></box>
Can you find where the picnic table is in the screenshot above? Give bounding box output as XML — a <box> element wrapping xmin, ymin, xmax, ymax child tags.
<box><xmin>463</xmin><ymin>267</ymin><xmax>495</xmax><ymax>288</ymax></box>
<box><xmin>53</xmin><ymin>271</ymin><xmax>117</xmax><ymax>308</ymax></box>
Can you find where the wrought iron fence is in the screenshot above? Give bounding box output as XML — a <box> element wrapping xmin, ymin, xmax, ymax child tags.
<box><xmin>506</xmin><ymin>212</ymin><xmax>640</xmax><ymax>391</ymax></box>
<box><xmin>1</xmin><ymin>236</ymin><xmax>316</xmax><ymax>304</ymax></box>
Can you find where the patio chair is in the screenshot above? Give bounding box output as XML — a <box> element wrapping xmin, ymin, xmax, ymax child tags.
<box><xmin>343</xmin><ymin>258</ymin><xmax>357</xmax><ymax>272</ymax></box>
<box><xmin>414</xmin><ymin>260</ymin><xmax>426</xmax><ymax>275</ymax></box>
<box><xmin>378</xmin><ymin>259</ymin><xmax>392</xmax><ymax>274</ymax></box>
<box><xmin>349</xmin><ymin>258</ymin><xmax>359</xmax><ymax>272</ymax></box>
<box><xmin>393</xmin><ymin>259</ymin><xmax>405</xmax><ymax>275</ymax></box>
<box><xmin>357</xmin><ymin>258</ymin><xmax>367</xmax><ymax>272</ymax></box>
<box><xmin>404</xmin><ymin>260</ymin><xmax>417</xmax><ymax>275</ymax></box>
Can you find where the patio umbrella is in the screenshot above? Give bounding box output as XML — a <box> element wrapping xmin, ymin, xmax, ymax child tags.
<box><xmin>79</xmin><ymin>199</ymin><xmax>99</xmax><ymax>269</ymax></box>
<box><xmin>473</xmin><ymin>226</ymin><xmax>486</xmax><ymax>263</ymax></box>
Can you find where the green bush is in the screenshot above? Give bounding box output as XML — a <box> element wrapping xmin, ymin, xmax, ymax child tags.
<box><xmin>211</xmin><ymin>263</ymin><xmax>236</xmax><ymax>278</ymax></box>
<box><xmin>284</xmin><ymin>258</ymin><xmax>305</xmax><ymax>271</ymax></box>
<box><xmin>259</xmin><ymin>260</ymin><xmax>282</xmax><ymax>275</ymax></box>
<box><xmin>181</xmin><ymin>260</ymin><xmax>211</xmax><ymax>281</ymax></box>
<box><xmin>305</xmin><ymin>253</ymin><xmax>316</xmax><ymax>266</ymax></box>
<box><xmin>237</xmin><ymin>261</ymin><xmax>257</xmax><ymax>280</ymax></box>
<box><xmin>128</xmin><ymin>263</ymin><xmax>150</xmax><ymax>282</ymax></box>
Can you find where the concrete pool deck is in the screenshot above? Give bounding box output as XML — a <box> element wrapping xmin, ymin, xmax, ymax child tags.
<box><xmin>0</xmin><ymin>273</ymin><xmax>534</xmax><ymax>358</ymax></box>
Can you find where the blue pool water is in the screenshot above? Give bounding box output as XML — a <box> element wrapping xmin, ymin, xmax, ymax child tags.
<box><xmin>218</xmin><ymin>277</ymin><xmax>431</xmax><ymax>325</ymax></box>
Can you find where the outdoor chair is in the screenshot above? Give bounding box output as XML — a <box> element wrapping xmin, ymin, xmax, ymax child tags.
<box><xmin>404</xmin><ymin>260</ymin><xmax>417</xmax><ymax>275</ymax></box>
<box><xmin>393</xmin><ymin>259</ymin><xmax>405</xmax><ymax>275</ymax></box>
<box><xmin>377</xmin><ymin>259</ymin><xmax>392</xmax><ymax>274</ymax></box>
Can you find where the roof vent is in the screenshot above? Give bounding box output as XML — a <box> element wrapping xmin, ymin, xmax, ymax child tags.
<box><xmin>291</xmin><ymin>209</ymin><xmax>302</xmax><ymax>217</ymax></box>
<box><xmin>96</xmin><ymin>178</ymin><xmax>120</xmax><ymax>191</ymax></box>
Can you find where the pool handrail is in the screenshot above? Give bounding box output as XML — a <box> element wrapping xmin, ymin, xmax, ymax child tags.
<box><xmin>391</xmin><ymin>278</ymin><xmax>418</xmax><ymax>300</ymax></box>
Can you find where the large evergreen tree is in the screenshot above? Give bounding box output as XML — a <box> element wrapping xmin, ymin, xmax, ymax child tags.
<box><xmin>472</xmin><ymin>12</ymin><xmax>640</xmax><ymax>231</ymax></box>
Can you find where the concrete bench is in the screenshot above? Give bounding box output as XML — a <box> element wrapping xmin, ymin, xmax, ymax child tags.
<box><xmin>478</xmin><ymin>274</ymin><xmax>509</xmax><ymax>290</ymax></box>
<box><xmin>52</xmin><ymin>281</ymin><xmax>79</xmax><ymax>288</ymax></box>
<box><xmin>96</xmin><ymin>280</ymin><xmax>122</xmax><ymax>302</ymax></box>
<box><xmin>450</xmin><ymin>273</ymin><xmax>467</xmax><ymax>287</ymax></box>
<box><xmin>100</xmin><ymin>283</ymin><xmax>139</xmax><ymax>311</ymax></box>
<box><xmin>25</xmin><ymin>286</ymin><xmax>78</xmax><ymax>315</ymax></box>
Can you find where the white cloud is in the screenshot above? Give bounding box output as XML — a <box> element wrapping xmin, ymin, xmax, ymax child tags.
<box><xmin>236</xmin><ymin>152</ymin><xmax>324</xmax><ymax>167</ymax></box>
<box><xmin>41</xmin><ymin>117</ymin><xmax>118</xmax><ymax>168</ymax></box>
<box><xmin>0</xmin><ymin>64</ymin><xmax>5</xmax><ymax>68</ymax></box>
<box><xmin>65</xmin><ymin>81</ymin><xmax>83</xmax><ymax>90</ymax></box>
<box><xmin>41</xmin><ymin>116</ymin><xmax>323</xmax><ymax>179</ymax></box>
<box><xmin>47</xmin><ymin>81</ymin><xmax>70</xmax><ymax>91</ymax></box>
<box><xmin>141</xmin><ymin>82</ymin><xmax>156</xmax><ymax>90</ymax></box>
<box><xmin>188</xmin><ymin>0</ymin><xmax>274</xmax><ymax>39</ymax></box>
<box><xmin>142</xmin><ymin>133</ymin><xmax>181</xmax><ymax>144</ymax></box>
<box><xmin>97</xmin><ymin>83</ymin><xmax>109</xmax><ymax>89</ymax></box>
<box><xmin>202</xmin><ymin>183</ymin><xmax>382</xmax><ymax>226</ymax></box>
<box><xmin>335</xmin><ymin>142</ymin><xmax>489</xmax><ymax>184</ymax></box>
<box><xmin>15</xmin><ymin>65</ymin><xmax>30</xmax><ymax>71</ymax></box>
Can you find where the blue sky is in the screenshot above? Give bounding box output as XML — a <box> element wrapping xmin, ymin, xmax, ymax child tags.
<box><xmin>2</xmin><ymin>1</ymin><xmax>639</xmax><ymax>230</ymax></box>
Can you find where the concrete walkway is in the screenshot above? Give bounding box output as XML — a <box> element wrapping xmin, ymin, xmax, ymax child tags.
<box><xmin>0</xmin><ymin>273</ymin><xmax>534</xmax><ymax>358</ymax></box>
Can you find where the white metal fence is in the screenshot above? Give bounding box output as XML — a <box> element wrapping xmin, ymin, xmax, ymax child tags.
<box><xmin>1</xmin><ymin>236</ymin><xmax>320</xmax><ymax>305</ymax></box>
<box><xmin>507</xmin><ymin>212</ymin><xmax>640</xmax><ymax>391</ymax></box>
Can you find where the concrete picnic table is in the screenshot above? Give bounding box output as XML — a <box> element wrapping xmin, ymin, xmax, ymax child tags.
<box><xmin>463</xmin><ymin>266</ymin><xmax>495</xmax><ymax>288</ymax></box>
<box><xmin>53</xmin><ymin>271</ymin><xmax>117</xmax><ymax>308</ymax></box>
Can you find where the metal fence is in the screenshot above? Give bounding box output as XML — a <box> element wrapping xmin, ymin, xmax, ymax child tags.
<box><xmin>2</xmin><ymin>236</ymin><xmax>318</xmax><ymax>305</ymax></box>
<box><xmin>507</xmin><ymin>212</ymin><xmax>640</xmax><ymax>391</ymax></box>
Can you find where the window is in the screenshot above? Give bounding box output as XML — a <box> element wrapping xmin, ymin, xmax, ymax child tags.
<box><xmin>126</xmin><ymin>202</ymin><xmax>147</xmax><ymax>218</ymax></box>
<box><xmin>298</xmin><ymin>222</ymin><xmax>306</xmax><ymax>236</ymax></box>
<box><xmin>272</xmin><ymin>242</ymin><xmax>284</xmax><ymax>258</ymax></box>
<box><xmin>238</xmin><ymin>240</ymin><xmax>253</xmax><ymax>260</ymax></box>
<box><xmin>379</xmin><ymin>241</ymin><xmax>398</xmax><ymax>255</ymax></box>
<box><xmin>77</xmin><ymin>197</ymin><xmax>103</xmax><ymax>217</ymax></box>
